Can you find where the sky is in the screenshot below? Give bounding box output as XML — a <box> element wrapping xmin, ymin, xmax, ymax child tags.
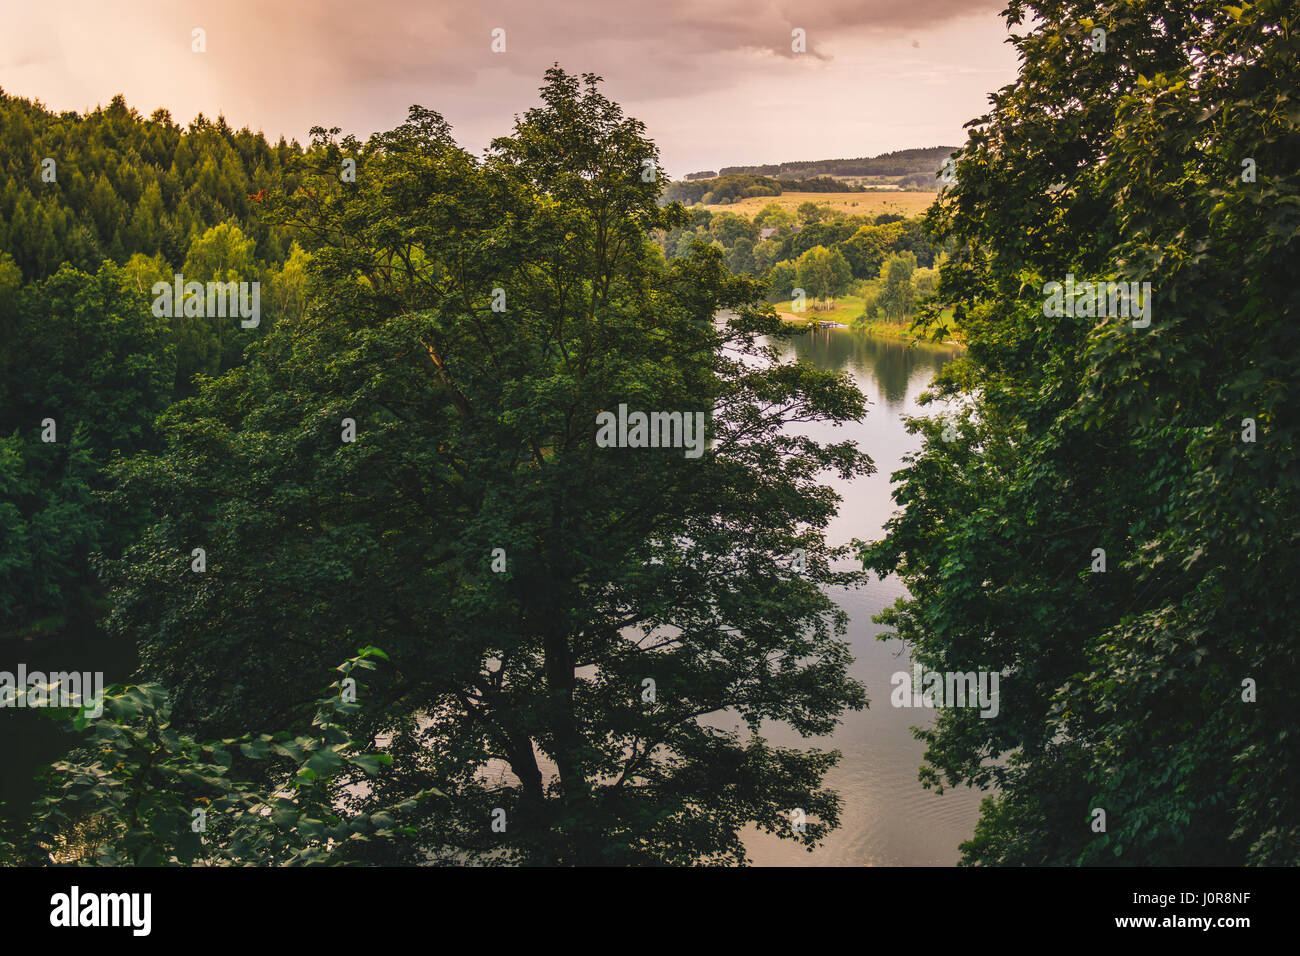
<box><xmin>0</xmin><ymin>0</ymin><xmax>1021</xmax><ymax>178</ymax></box>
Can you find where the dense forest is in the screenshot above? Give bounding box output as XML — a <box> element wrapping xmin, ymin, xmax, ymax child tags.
<box><xmin>0</xmin><ymin>90</ymin><xmax>302</xmax><ymax>279</ymax></box>
<box><xmin>0</xmin><ymin>0</ymin><xmax>1296</xmax><ymax>871</ymax></box>
<box><xmin>0</xmin><ymin>92</ymin><xmax>311</xmax><ymax>631</ymax></box>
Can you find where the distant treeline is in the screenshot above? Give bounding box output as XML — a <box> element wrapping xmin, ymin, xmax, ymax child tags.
<box><xmin>683</xmin><ymin>146</ymin><xmax>958</xmax><ymax>183</ymax></box>
<box><xmin>662</xmin><ymin>174</ymin><xmax>860</xmax><ymax>206</ymax></box>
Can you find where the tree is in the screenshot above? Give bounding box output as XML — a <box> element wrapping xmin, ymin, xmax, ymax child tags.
<box><xmin>108</xmin><ymin>68</ymin><xmax>873</xmax><ymax>865</ymax></box>
<box><xmin>795</xmin><ymin>245</ymin><xmax>852</xmax><ymax>309</ymax></box>
<box><xmin>874</xmin><ymin>251</ymin><xmax>918</xmax><ymax>320</ymax></box>
<box><xmin>708</xmin><ymin>211</ymin><xmax>757</xmax><ymax>246</ymax></box>
<box><xmin>126</xmin><ymin>181</ymin><xmax>165</xmax><ymax>253</ymax></box>
<box><xmin>0</xmin><ymin>429</ymin><xmax>100</xmax><ymax>623</ymax></box>
<box><xmin>781</xmin><ymin>219</ymin><xmax>858</xmax><ymax>261</ymax></box>
<box><xmin>797</xmin><ymin>201</ymin><xmax>824</xmax><ymax>224</ymax></box>
<box><xmin>177</xmin><ymin>222</ymin><xmax>261</xmax><ymax>383</ymax></box>
<box><xmin>673</xmin><ymin>230</ymin><xmax>702</xmax><ymax>259</ymax></box>
<box><xmin>0</xmin><ymin>253</ymin><xmax>19</xmax><ymax>381</ymax></box>
<box><xmin>913</xmin><ymin>265</ymin><xmax>938</xmax><ymax>299</ymax></box>
<box><xmin>863</xmin><ymin>0</ymin><xmax>1300</xmax><ymax>865</ymax></box>
<box><xmin>726</xmin><ymin>236</ymin><xmax>756</xmax><ymax>275</ymax></box>
<box><xmin>267</xmin><ymin>241</ymin><xmax>311</xmax><ymax>326</ymax></box>
<box><xmin>122</xmin><ymin>251</ymin><xmax>171</xmax><ymax>300</ymax></box>
<box><xmin>752</xmin><ymin>239</ymin><xmax>781</xmax><ymax>274</ymax></box>
<box><xmin>767</xmin><ymin>259</ymin><xmax>798</xmax><ymax>303</ymax></box>
<box><xmin>838</xmin><ymin>219</ymin><xmax>933</xmax><ymax>280</ymax></box>
<box><xmin>753</xmin><ymin>202</ymin><xmax>795</xmax><ymax>235</ymax></box>
<box><xmin>5</xmin><ymin>263</ymin><xmax>174</xmax><ymax>462</ymax></box>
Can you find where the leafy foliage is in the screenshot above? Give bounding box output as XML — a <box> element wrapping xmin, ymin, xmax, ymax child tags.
<box><xmin>0</xmin><ymin>263</ymin><xmax>173</xmax><ymax>625</ymax></box>
<box><xmin>0</xmin><ymin>93</ymin><xmax>321</xmax><ymax>627</ymax></box>
<box><xmin>0</xmin><ymin>648</ymin><xmax>437</xmax><ymax>866</ymax></box>
<box><xmin>864</xmin><ymin>0</ymin><xmax>1300</xmax><ymax>865</ymax></box>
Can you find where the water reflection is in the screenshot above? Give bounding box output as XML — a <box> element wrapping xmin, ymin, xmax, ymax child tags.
<box><xmin>791</xmin><ymin>324</ymin><xmax>957</xmax><ymax>411</ymax></box>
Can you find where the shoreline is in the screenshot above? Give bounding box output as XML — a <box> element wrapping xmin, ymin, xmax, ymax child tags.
<box><xmin>778</xmin><ymin>312</ymin><xmax>963</xmax><ymax>348</ymax></box>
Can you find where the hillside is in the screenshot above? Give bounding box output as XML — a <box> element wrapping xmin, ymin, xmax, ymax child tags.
<box><xmin>668</xmin><ymin>147</ymin><xmax>957</xmax><ymax>206</ymax></box>
<box><xmin>682</xmin><ymin>146</ymin><xmax>958</xmax><ymax>186</ymax></box>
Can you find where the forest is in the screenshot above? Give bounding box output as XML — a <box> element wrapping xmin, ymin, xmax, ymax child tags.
<box><xmin>662</xmin><ymin>173</ymin><xmax>867</xmax><ymax>206</ymax></box>
<box><xmin>0</xmin><ymin>91</ymin><xmax>310</xmax><ymax>633</ymax></box>
<box><xmin>0</xmin><ymin>0</ymin><xmax>1297</xmax><ymax>869</ymax></box>
<box><xmin>716</xmin><ymin>146</ymin><xmax>958</xmax><ymax>180</ymax></box>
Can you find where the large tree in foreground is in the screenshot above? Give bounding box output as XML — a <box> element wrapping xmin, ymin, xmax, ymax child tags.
<box><xmin>867</xmin><ymin>1</ymin><xmax>1299</xmax><ymax>864</ymax></box>
<box><xmin>108</xmin><ymin>69</ymin><xmax>872</xmax><ymax>864</ymax></box>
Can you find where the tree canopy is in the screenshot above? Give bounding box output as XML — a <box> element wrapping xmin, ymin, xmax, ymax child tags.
<box><xmin>0</xmin><ymin>90</ymin><xmax>302</xmax><ymax>279</ymax></box>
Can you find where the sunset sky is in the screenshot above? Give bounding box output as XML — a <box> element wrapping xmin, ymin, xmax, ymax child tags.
<box><xmin>0</xmin><ymin>0</ymin><xmax>1020</xmax><ymax>177</ymax></box>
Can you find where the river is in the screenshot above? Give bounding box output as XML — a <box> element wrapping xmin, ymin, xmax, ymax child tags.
<box><xmin>743</xmin><ymin>325</ymin><xmax>986</xmax><ymax>865</ymax></box>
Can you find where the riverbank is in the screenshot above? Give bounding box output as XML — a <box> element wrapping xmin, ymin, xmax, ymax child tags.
<box><xmin>0</xmin><ymin>593</ymin><xmax>110</xmax><ymax>647</ymax></box>
<box><xmin>778</xmin><ymin>311</ymin><xmax>963</xmax><ymax>348</ymax></box>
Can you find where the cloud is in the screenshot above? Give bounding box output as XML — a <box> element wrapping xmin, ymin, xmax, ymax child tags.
<box><xmin>0</xmin><ymin>0</ymin><xmax>1013</xmax><ymax>172</ymax></box>
<box><xmin>226</xmin><ymin>0</ymin><xmax>1004</xmax><ymax>90</ymax></box>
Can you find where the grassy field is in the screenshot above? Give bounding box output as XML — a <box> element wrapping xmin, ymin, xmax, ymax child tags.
<box><xmin>772</xmin><ymin>295</ymin><xmax>866</xmax><ymax>322</ymax></box>
<box><xmin>701</xmin><ymin>190</ymin><xmax>937</xmax><ymax>220</ymax></box>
